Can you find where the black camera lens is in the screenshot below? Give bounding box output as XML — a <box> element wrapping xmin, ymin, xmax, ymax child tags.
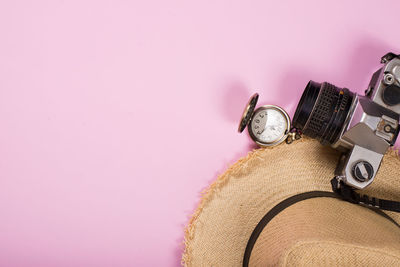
<box><xmin>292</xmin><ymin>81</ymin><xmax>355</xmax><ymax>145</ymax></box>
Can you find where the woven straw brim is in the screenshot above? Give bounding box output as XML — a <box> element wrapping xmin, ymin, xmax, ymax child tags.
<box><xmin>182</xmin><ymin>137</ymin><xmax>400</xmax><ymax>266</ymax></box>
<box><xmin>249</xmin><ymin>197</ymin><xmax>400</xmax><ymax>266</ymax></box>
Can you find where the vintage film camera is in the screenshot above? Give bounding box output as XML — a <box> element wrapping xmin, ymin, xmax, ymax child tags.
<box><xmin>293</xmin><ymin>53</ymin><xmax>400</xmax><ymax>189</ymax></box>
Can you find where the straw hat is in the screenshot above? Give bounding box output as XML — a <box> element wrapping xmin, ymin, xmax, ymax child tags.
<box><xmin>182</xmin><ymin>137</ymin><xmax>400</xmax><ymax>266</ymax></box>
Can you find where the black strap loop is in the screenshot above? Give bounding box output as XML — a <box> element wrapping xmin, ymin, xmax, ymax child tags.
<box><xmin>243</xmin><ymin>190</ymin><xmax>400</xmax><ymax>267</ymax></box>
<box><xmin>331</xmin><ymin>178</ymin><xmax>400</xmax><ymax>212</ymax></box>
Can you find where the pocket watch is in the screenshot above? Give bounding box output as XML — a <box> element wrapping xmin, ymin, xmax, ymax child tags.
<box><xmin>238</xmin><ymin>93</ymin><xmax>300</xmax><ymax>147</ymax></box>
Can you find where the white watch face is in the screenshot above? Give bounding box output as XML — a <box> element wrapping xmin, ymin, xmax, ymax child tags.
<box><xmin>249</xmin><ymin>106</ymin><xmax>290</xmax><ymax>146</ymax></box>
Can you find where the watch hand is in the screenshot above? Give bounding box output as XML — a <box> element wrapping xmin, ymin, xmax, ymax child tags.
<box><xmin>262</xmin><ymin>126</ymin><xmax>268</xmax><ymax>134</ymax></box>
<box><xmin>258</xmin><ymin>118</ymin><xmax>267</xmax><ymax>134</ymax></box>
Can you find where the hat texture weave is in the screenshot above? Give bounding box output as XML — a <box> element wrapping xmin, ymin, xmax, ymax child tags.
<box><xmin>182</xmin><ymin>138</ymin><xmax>400</xmax><ymax>266</ymax></box>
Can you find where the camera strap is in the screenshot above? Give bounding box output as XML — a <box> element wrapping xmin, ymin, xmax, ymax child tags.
<box><xmin>331</xmin><ymin>178</ymin><xmax>400</xmax><ymax>213</ymax></box>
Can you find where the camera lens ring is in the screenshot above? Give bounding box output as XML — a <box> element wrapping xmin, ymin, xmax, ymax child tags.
<box><xmin>331</xmin><ymin>89</ymin><xmax>352</xmax><ymax>144</ymax></box>
<box><xmin>293</xmin><ymin>81</ymin><xmax>355</xmax><ymax>145</ymax></box>
<box><xmin>305</xmin><ymin>83</ymin><xmax>339</xmax><ymax>138</ymax></box>
<box><xmin>292</xmin><ymin>81</ymin><xmax>321</xmax><ymax>132</ymax></box>
<box><xmin>320</xmin><ymin>88</ymin><xmax>351</xmax><ymax>145</ymax></box>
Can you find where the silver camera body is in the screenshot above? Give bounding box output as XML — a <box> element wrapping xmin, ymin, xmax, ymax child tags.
<box><xmin>334</xmin><ymin>53</ymin><xmax>400</xmax><ymax>189</ymax></box>
<box><xmin>293</xmin><ymin>53</ymin><xmax>400</xmax><ymax>189</ymax></box>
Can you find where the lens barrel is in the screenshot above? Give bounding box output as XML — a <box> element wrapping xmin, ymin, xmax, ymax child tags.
<box><xmin>293</xmin><ymin>81</ymin><xmax>355</xmax><ymax>145</ymax></box>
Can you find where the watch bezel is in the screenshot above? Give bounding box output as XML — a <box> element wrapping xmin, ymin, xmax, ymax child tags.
<box><xmin>248</xmin><ymin>105</ymin><xmax>291</xmax><ymax>147</ymax></box>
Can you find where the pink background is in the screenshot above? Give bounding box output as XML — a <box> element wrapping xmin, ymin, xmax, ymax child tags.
<box><xmin>1</xmin><ymin>1</ymin><xmax>400</xmax><ymax>266</ymax></box>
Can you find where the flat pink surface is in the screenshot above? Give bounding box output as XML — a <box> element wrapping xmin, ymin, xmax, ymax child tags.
<box><xmin>1</xmin><ymin>1</ymin><xmax>400</xmax><ymax>266</ymax></box>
